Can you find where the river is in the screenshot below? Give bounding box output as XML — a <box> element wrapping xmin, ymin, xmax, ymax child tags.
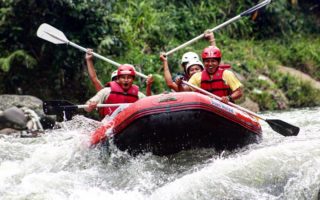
<box><xmin>0</xmin><ymin>107</ymin><xmax>319</xmax><ymax>200</ymax></box>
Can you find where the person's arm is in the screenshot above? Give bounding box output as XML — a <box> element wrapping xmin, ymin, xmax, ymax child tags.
<box><xmin>230</xmin><ymin>87</ymin><xmax>243</xmax><ymax>101</ymax></box>
<box><xmin>221</xmin><ymin>87</ymin><xmax>243</xmax><ymax>103</ymax></box>
<box><xmin>175</xmin><ymin>76</ymin><xmax>191</xmax><ymax>92</ymax></box>
<box><xmin>145</xmin><ymin>74</ymin><xmax>154</xmax><ymax>96</ymax></box>
<box><xmin>160</xmin><ymin>52</ymin><xmax>180</xmax><ymax>92</ymax></box>
<box><xmin>84</xmin><ymin>88</ymin><xmax>110</xmax><ymax>112</ymax></box>
<box><xmin>86</xmin><ymin>49</ymin><xmax>104</xmax><ymax>92</ymax></box>
<box><xmin>180</xmin><ymin>72</ymin><xmax>202</xmax><ymax>92</ymax></box>
<box><xmin>221</xmin><ymin>70</ymin><xmax>243</xmax><ymax>103</ymax></box>
<box><xmin>204</xmin><ymin>30</ymin><xmax>216</xmax><ymax>47</ymax></box>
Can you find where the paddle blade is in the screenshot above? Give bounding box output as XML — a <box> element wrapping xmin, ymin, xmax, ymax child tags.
<box><xmin>43</xmin><ymin>100</ymin><xmax>77</xmax><ymax>121</ymax></box>
<box><xmin>266</xmin><ymin>119</ymin><xmax>300</xmax><ymax>136</ymax></box>
<box><xmin>37</xmin><ymin>23</ymin><xmax>69</xmax><ymax>44</ymax></box>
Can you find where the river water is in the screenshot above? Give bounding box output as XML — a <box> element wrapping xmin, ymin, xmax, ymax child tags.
<box><xmin>0</xmin><ymin>107</ymin><xmax>319</xmax><ymax>200</ymax></box>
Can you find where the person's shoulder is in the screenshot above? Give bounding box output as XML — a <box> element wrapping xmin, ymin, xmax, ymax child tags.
<box><xmin>191</xmin><ymin>71</ymin><xmax>202</xmax><ymax>79</ymax></box>
<box><xmin>195</xmin><ymin>71</ymin><xmax>202</xmax><ymax>75</ymax></box>
<box><xmin>222</xmin><ymin>69</ymin><xmax>235</xmax><ymax>76</ymax></box>
<box><xmin>101</xmin><ymin>87</ymin><xmax>111</xmax><ymax>91</ymax></box>
<box><xmin>98</xmin><ymin>87</ymin><xmax>111</xmax><ymax>94</ymax></box>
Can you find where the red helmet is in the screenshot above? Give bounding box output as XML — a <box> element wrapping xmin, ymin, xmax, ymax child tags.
<box><xmin>117</xmin><ymin>64</ymin><xmax>136</xmax><ymax>77</ymax></box>
<box><xmin>201</xmin><ymin>46</ymin><xmax>222</xmax><ymax>59</ymax></box>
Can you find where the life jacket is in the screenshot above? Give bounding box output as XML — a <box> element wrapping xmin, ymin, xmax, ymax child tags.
<box><xmin>200</xmin><ymin>65</ymin><xmax>232</xmax><ymax>97</ymax></box>
<box><xmin>104</xmin><ymin>81</ymin><xmax>112</xmax><ymax>87</ymax></box>
<box><xmin>99</xmin><ymin>81</ymin><xmax>139</xmax><ymax>117</ymax></box>
<box><xmin>218</xmin><ymin>64</ymin><xmax>231</xmax><ymax>70</ymax></box>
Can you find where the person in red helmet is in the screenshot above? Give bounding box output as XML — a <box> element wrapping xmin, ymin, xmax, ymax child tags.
<box><xmin>181</xmin><ymin>46</ymin><xmax>243</xmax><ymax>103</ymax></box>
<box><xmin>84</xmin><ymin>64</ymin><xmax>153</xmax><ymax>118</ymax></box>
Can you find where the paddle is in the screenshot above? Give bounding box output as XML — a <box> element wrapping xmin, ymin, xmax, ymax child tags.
<box><xmin>43</xmin><ymin>100</ymin><xmax>131</xmax><ymax>118</ymax></box>
<box><xmin>165</xmin><ymin>0</ymin><xmax>271</xmax><ymax>56</ymax></box>
<box><xmin>182</xmin><ymin>80</ymin><xmax>300</xmax><ymax>137</ymax></box>
<box><xmin>36</xmin><ymin>23</ymin><xmax>148</xmax><ymax>79</ymax></box>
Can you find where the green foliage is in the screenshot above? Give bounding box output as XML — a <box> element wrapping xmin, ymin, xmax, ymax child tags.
<box><xmin>259</xmin><ymin>36</ymin><xmax>320</xmax><ymax>81</ymax></box>
<box><xmin>271</xmin><ymin>72</ymin><xmax>320</xmax><ymax>107</ymax></box>
<box><xmin>245</xmin><ymin>75</ymin><xmax>288</xmax><ymax>111</ymax></box>
<box><xmin>0</xmin><ymin>0</ymin><xmax>319</xmax><ymax>109</ymax></box>
<box><xmin>0</xmin><ymin>0</ymin><xmax>115</xmax><ymax>102</ymax></box>
<box><xmin>0</xmin><ymin>50</ymin><xmax>36</xmax><ymax>72</ymax></box>
<box><xmin>250</xmin><ymin>91</ymin><xmax>279</xmax><ymax>110</ymax></box>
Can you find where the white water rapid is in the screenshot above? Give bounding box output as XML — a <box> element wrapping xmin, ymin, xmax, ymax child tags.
<box><xmin>1</xmin><ymin>107</ymin><xmax>319</xmax><ymax>200</ymax></box>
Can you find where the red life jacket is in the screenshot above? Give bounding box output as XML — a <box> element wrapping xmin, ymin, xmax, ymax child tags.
<box><xmin>99</xmin><ymin>81</ymin><xmax>139</xmax><ymax>118</ymax></box>
<box><xmin>200</xmin><ymin>66</ymin><xmax>232</xmax><ymax>97</ymax></box>
<box><xmin>104</xmin><ymin>81</ymin><xmax>112</xmax><ymax>87</ymax></box>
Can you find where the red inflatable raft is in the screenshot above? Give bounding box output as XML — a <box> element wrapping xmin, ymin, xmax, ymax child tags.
<box><xmin>91</xmin><ymin>92</ymin><xmax>262</xmax><ymax>156</ymax></box>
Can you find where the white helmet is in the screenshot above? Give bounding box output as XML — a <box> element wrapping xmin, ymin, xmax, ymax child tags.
<box><xmin>181</xmin><ymin>52</ymin><xmax>199</xmax><ymax>64</ymax></box>
<box><xmin>110</xmin><ymin>70</ymin><xmax>118</xmax><ymax>81</ymax></box>
<box><xmin>186</xmin><ymin>59</ymin><xmax>204</xmax><ymax>74</ymax></box>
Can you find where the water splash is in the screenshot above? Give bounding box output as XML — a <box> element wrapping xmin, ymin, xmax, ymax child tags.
<box><xmin>0</xmin><ymin>108</ymin><xmax>320</xmax><ymax>200</ymax></box>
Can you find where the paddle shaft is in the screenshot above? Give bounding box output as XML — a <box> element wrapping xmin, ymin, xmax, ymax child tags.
<box><xmin>183</xmin><ymin>80</ymin><xmax>299</xmax><ymax>136</ymax></box>
<box><xmin>165</xmin><ymin>0</ymin><xmax>271</xmax><ymax>56</ymax></box>
<box><xmin>76</xmin><ymin>103</ymin><xmax>131</xmax><ymax>109</ymax></box>
<box><xmin>42</xmin><ymin>27</ymin><xmax>148</xmax><ymax>79</ymax></box>
<box><xmin>182</xmin><ymin>80</ymin><xmax>266</xmax><ymax>121</ymax></box>
<box><xmin>165</xmin><ymin>16</ymin><xmax>241</xmax><ymax>56</ymax></box>
<box><xmin>68</xmin><ymin>41</ymin><xmax>148</xmax><ymax>79</ymax></box>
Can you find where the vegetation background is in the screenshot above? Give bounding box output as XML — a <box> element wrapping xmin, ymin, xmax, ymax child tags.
<box><xmin>0</xmin><ymin>0</ymin><xmax>319</xmax><ymax>111</ymax></box>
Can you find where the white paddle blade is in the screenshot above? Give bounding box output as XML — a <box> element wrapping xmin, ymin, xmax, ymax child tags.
<box><xmin>37</xmin><ymin>23</ymin><xmax>69</xmax><ymax>44</ymax></box>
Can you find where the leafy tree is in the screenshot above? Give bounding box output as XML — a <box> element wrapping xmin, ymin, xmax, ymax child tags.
<box><xmin>0</xmin><ymin>0</ymin><xmax>319</xmax><ymax>109</ymax></box>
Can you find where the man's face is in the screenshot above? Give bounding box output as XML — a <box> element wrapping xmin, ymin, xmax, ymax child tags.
<box><xmin>203</xmin><ymin>58</ymin><xmax>220</xmax><ymax>74</ymax></box>
<box><xmin>117</xmin><ymin>75</ymin><xmax>134</xmax><ymax>91</ymax></box>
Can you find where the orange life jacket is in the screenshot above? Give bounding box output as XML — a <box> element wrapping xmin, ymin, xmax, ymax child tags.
<box><xmin>200</xmin><ymin>66</ymin><xmax>232</xmax><ymax>97</ymax></box>
<box><xmin>99</xmin><ymin>81</ymin><xmax>139</xmax><ymax>118</ymax></box>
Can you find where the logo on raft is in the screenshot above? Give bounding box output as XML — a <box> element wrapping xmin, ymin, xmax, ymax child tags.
<box><xmin>158</xmin><ymin>95</ymin><xmax>177</xmax><ymax>103</ymax></box>
<box><xmin>211</xmin><ymin>99</ymin><xmax>235</xmax><ymax>114</ymax></box>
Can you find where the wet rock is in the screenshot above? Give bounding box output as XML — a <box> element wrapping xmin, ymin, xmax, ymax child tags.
<box><xmin>279</xmin><ymin>65</ymin><xmax>320</xmax><ymax>90</ymax></box>
<box><xmin>253</xmin><ymin>75</ymin><xmax>289</xmax><ymax>110</ymax></box>
<box><xmin>0</xmin><ymin>94</ymin><xmax>43</xmax><ymax>116</ymax></box>
<box><xmin>0</xmin><ymin>128</ymin><xmax>20</xmax><ymax>135</ymax></box>
<box><xmin>0</xmin><ymin>95</ymin><xmax>56</xmax><ymax>135</ymax></box>
<box><xmin>239</xmin><ymin>97</ymin><xmax>260</xmax><ymax>113</ymax></box>
<box><xmin>269</xmin><ymin>89</ymin><xmax>289</xmax><ymax>110</ymax></box>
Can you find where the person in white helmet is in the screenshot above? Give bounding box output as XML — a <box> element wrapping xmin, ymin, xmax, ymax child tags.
<box><xmin>110</xmin><ymin>70</ymin><xmax>118</xmax><ymax>81</ymax></box>
<box><xmin>185</xmin><ymin>59</ymin><xmax>204</xmax><ymax>78</ymax></box>
<box><xmin>160</xmin><ymin>30</ymin><xmax>216</xmax><ymax>92</ymax></box>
